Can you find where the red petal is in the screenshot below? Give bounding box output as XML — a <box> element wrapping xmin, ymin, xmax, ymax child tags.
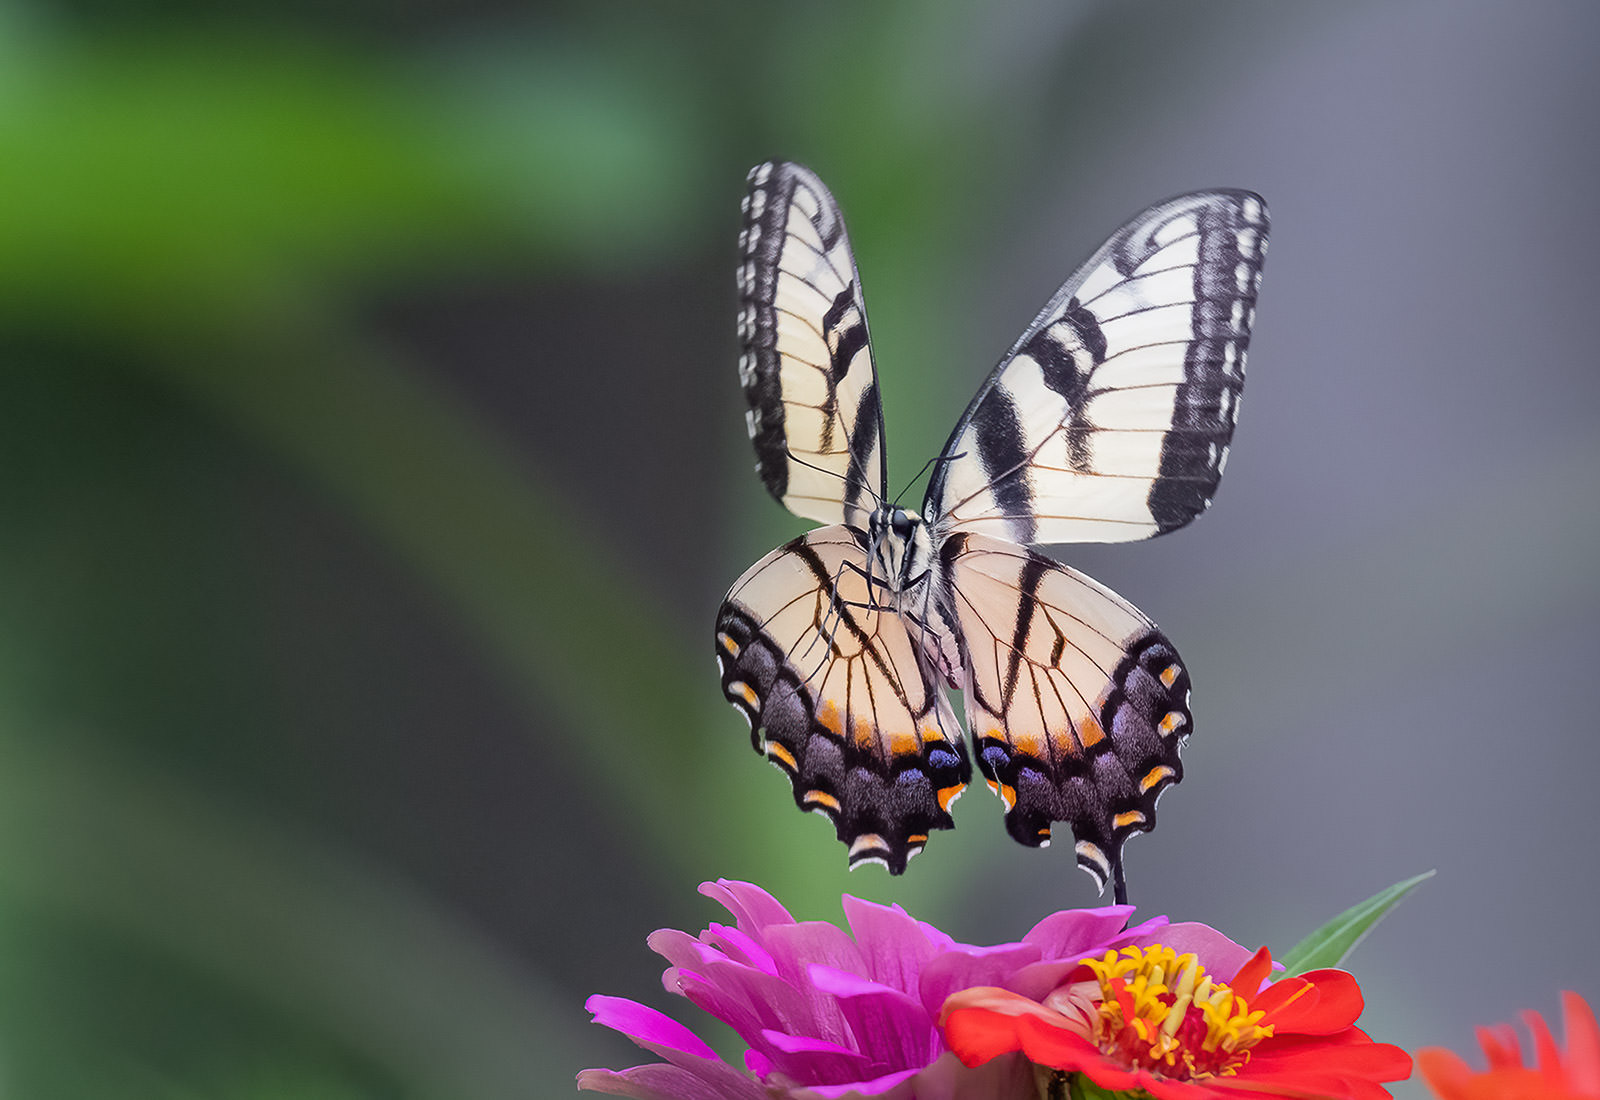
<box><xmin>1214</xmin><ymin>1068</ymin><xmax>1384</xmax><ymax>1100</ymax></box>
<box><xmin>1015</xmin><ymin>1016</ymin><xmax>1123</xmax><ymax>1079</ymax></box>
<box><xmin>1254</xmin><ymin>970</ymin><xmax>1363</xmax><ymax>1034</ymax></box>
<box><xmin>1562</xmin><ymin>991</ymin><xmax>1600</xmax><ymax>1093</ymax></box>
<box><xmin>1336</xmin><ymin>1073</ymin><xmax>1409</xmax><ymax>1100</ymax></box>
<box><xmin>1230</xmin><ymin>947</ymin><xmax>1274</xmax><ymax>998</ymax></box>
<box><xmin>942</xmin><ymin>1007</ymin><xmax>1025</xmax><ymax>1067</ymax></box>
<box><xmin>1250</xmin><ymin>1034</ymin><xmax>1412</xmax><ymax>1082</ymax></box>
<box><xmin>1143</xmin><ymin>1072</ymin><xmax>1231</xmax><ymax>1100</ymax></box>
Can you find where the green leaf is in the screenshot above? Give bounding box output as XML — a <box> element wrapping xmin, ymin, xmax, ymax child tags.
<box><xmin>1279</xmin><ymin>870</ymin><xmax>1436</xmax><ymax>975</ymax></box>
<box><xmin>1066</xmin><ymin>1071</ymin><xmax>1122</xmax><ymax>1100</ymax></box>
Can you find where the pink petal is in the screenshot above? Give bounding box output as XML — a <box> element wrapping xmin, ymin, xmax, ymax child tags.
<box><xmin>762</xmin><ymin>919</ymin><xmax>868</xmax><ymax>985</ymax></box>
<box><xmin>809</xmin><ymin>964</ymin><xmax>940</xmax><ymax>1071</ymax></box>
<box><xmin>577</xmin><ymin>1062</ymin><xmax>767</xmax><ymax>1100</ymax></box>
<box><xmin>1131</xmin><ymin>920</ymin><xmax>1261</xmax><ymax>979</ymax></box>
<box><xmin>1007</xmin><ymin>958</ymin><xmax>1094</xmax><ymax>1002</ymax></box>
<box><xmin>920</xmin><ymin>942</ymin><xmax>1042</xmax><ymax>1011</ymax></box>
<box><xmin>842</xmin><ymin>895</ymin><xmax>952</xmax><ymax>994</ymax></box>
<box><xmin>649</xmin><ymin>928</ymin><xmax>723</xmax><ymax>973</ymax></box>
<box><xmin>802</xmin><ymin>1065</ymin><xmax>924</xmax><ymax>1098</ymax></box>
<box><xmin>759</xmin><ymin>1028</ymin><xmax>875</xmax><ymax>1086</ymax></box>
<box><xmin>701</xmin><ymin>880</ymin><xmax>795</xmax><ymax>934</ymax></box>
<box><xmin>894</xmin><ymin>1051</ymin><xmax>1036</xmax><ymax>1100</ymax></box>
<box><xmin>705</xmin><ymin>921</ymin><xmax>779</xmax><ymax>975</ymax></box>
<box><xmin>675</xmin><ymin>960</ymin><xmax>849</xmax><ymax>1050</ymax></box>
<box><xmin>1022</xmin><ymin>905</ymin><xmax>1138</xmax><ymax>958</ymax></box>
<box><xmin>585</xmin><ymin>995</ymin><xmax>718</xmax><ymax>1061</ymax></box>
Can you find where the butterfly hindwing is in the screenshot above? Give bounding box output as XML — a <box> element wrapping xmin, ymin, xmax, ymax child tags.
<box><xmin>715</xmin><ymin>527</ymin><xmax>970</xmax><ymax>872</ymax></box>
<box><xmin>940</xmin><ymin>532</ymin><xmax>1190</xmax><ymax>895</ymax></box>
<box><xmin>737</xmin><ymin>161</ymin><xmax>887</xmax><ymax>530</ymax></box>
<box><xmin>925</xmin><ymin>191</ymin><xmax>1268</xmax><ymax>546</ymax></box>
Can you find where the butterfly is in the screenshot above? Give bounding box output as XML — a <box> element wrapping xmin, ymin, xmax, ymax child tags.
<box><xmin>715</xmin><ymin>161</ymin><xmax>1267</xmax><ymax>903</ymax></box>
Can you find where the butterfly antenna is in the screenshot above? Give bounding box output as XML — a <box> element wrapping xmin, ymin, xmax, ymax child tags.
<box><xmin>781</xmin><ymin>447</ymin><xmax>886</xmax><ymax>513</ymax></box>
<box><xmin>903</xmin><ymin>448</ymin><xmax>969</xmax><ymax>508</ymax></box>
<box><xmin>891</xmin><ymin>453</ymin><xmax>945</xmax><ymax>510</ymax></box>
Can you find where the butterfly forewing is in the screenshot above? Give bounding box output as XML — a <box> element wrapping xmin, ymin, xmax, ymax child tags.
<box><xmin>940</xmin><ymin>532</ymin><xmax>1190</xmax><ymax>895</ymax></box>
<box><xmin>715</xmin><ymin>527</ymin><xmax>970</xmax><ymax>872</ymax></box>
<box><xmin>925</xmin><ymin>191</ymin><xmax>1268</xmax><ymax>546</ymax></box>
<box><xmin>737</xmin><ymin>162</ymin><xmax>887</xmax><ymax>529</ymax></box>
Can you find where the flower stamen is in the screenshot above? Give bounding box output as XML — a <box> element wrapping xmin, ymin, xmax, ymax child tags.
<box><xmin>1079</xmin><ymin>945</ymin><xmax>1274</xmax><ymax>1081</ymax></box>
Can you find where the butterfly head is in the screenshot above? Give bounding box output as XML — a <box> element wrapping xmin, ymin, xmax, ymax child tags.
<box><xmin>865</xmin><ymin>505</ymin><xmax>935</xmax><ymax>594</ymax></box>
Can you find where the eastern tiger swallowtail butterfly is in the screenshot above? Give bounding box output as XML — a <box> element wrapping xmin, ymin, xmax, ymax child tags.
<box><xmin>715</xmin><ymin>161</ymin><xmax>1267</xmax><ymax>902</ymax></box>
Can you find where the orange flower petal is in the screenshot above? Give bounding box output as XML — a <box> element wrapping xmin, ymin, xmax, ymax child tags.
<box><xmin>1525</xmin><ymin>1007</ymin><xmax>1563</xmax><ymax>1079</ymax></box>
<box><xmin>1562</xmin><ymin>991</ymin><xmax>1600</xmax><ymax>1094</ymax></box>
<box><xmin>1416</xmin><ymin>1048</ymin><xmax>1476</xmax><ymax>1100</ymax></box>
<box><xmin>1478</xmin><ymin>1023</ymin><xmax>1523</xmax><ymax>1070</ymax></box>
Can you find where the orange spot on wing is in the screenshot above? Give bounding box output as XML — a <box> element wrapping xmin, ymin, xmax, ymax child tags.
<box><xmin>888</xmin><ymin>730</ymin><xmax>920</xmax><ymax>756</ymax></box>
<box><xmin>853</xmin><ymin>717</ymin><xmax>874</xmax><ymax>749</ymax></box>
<box><xmin>817</xmin><ymin>700</ymin><xmax>843</xmax><ymax>737</ymax></box>
<box><xmin>921</xmin><ymin>724</ymin><xmax>945</xmax><ymax>744</ymax></box>
<box><xmin>766</xmin><ymin>742</ymin><xmax>797</xmax><ymax>770</ymax></box>
<box><xmin>906</xmin><ymin>834</ymin><xmax>928</xmax><ymax>845</ymax></box>
<box><xmin>998</xmin><ymin>784</ymin><xmax>1017</xmax><ymax>811</ymax></box>
<box><xmin>937</xmin><ymin>784</ymin><xmax>965</xmax><ymax>811</ymax></box>
<box><xmin>1159</xmin><ymin>663</ymin><xmax>1180</xmax><ymax>688</ymax></box>
<box><xmin>1113</xmin><ymin>810</ymin><xmax>1147</xmax><ymax>830</ymax></box>
<box><xmin>1077</xmin><ymin>714</ymin><xmax>1106</xmax><ymax>750</ymax></box>
<box><xmin>1139</xmin><ymin>765</ymin><xmax>1175</xmax><ymax>793</ymax></box>
<box><xmin>803</xmin><ymin>790</ymin><xmax>841</xmax><ymax>813</ymax></box>
<box><xmin>739</xmin><ymin>684</ymin><xmax>759</xmax><ymax>708</ymax></box>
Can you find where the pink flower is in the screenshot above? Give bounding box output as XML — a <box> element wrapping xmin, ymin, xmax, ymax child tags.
<box><xmin>578</xmin><ymin>880</ymin><xmax>1262</xmax><ymax>1100</ymax></box>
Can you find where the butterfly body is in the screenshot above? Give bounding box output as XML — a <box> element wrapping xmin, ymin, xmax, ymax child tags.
<box><xmin>718</xmin><ymin>162</ymin><xmax>1267</xmax><ymax>900</ymax></box>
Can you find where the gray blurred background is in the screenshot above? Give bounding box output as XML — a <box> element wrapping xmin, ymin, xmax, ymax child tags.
<box><xmin>0</xmin><ymin>0</ymin><xmax>1596</xmax><ymax>1096</ymax></box>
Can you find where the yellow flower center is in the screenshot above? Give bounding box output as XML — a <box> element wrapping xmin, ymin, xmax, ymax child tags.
<box><xmin>1070</xmin><ymin>945</ymin><xmax>1274</xmax><ymax>1081</ymax></box>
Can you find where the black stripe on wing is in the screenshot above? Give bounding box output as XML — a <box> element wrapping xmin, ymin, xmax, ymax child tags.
<box><xmin>1149</xmin><ymin>197</ymin><xmax>1266</xmax><ymax>532</ymax></box>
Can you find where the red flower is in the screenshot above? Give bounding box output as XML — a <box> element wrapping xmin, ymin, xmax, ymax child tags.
<box><xmin>940</xmin><ymin>943</ymin><xmax>1410</xmax><ymax>1100</ymax></box>
<box><xmin>1417</xmin><ymin>991</ymin><xmax>1600</xmax><ymax>1100</ymax></box>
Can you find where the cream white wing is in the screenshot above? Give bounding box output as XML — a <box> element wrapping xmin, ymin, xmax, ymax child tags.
<box><xmin>925</xmin><ymin>191</ymin><xmax>1268</xmax><ymax>545</ymax></box>
<box><xmin>714</xmin><ymin>526</ymin><xmax>970</xmax><ymax>872</ymax></box>
<box><xmin>939</xmin><ymin>532</ymin><xmax>1191</xmax><ymax>899</ymax></box>
<box><xmin>737</xmin><ymin>161</ymin><xmax>887</xmax><ymax>529</ymax></box>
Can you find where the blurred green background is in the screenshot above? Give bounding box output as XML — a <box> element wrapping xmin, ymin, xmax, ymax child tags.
<box><xmin>2</xmin><ymin>1</ymin><xmax>1598</xmax><ymax>1096</ymax></box>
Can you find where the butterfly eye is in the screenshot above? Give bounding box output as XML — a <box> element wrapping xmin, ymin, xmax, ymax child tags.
<box><xmin>891</xmin><ymin>510</ymin><xmax>915</xmax><ymax>538</ymax></box>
